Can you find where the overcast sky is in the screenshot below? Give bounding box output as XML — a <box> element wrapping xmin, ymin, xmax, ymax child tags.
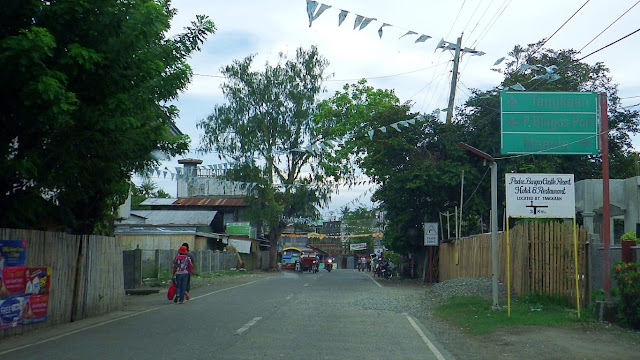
<box><xmin>141</xmin><ymin>0</ymin><xmax>640</xmax><ymax>218</ymax></box>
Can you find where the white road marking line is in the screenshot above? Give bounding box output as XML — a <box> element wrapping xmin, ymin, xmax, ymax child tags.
<box><xmin>366</xmin><ymin>273</ymin><xmax>383</xmax><ymax>287</ymax></box>
<box><xmin>404</xmin><ymin>313</ymin><xmax>448</xmax><ymax>360</ymax></box>
<box><xmin>285</xmin><ymin>294</ymin><xmax>293</xmax><ymax>300</ymax></box>
<box><xmin>303</xmin><ymin>283</ymin><xmax>310</xmax><ymax>286</ymax></box>
<box><xmin>235</xmin><ymin>317</ymin><xmax>262</xmax><ymax>335</ymax></box>
<box><xmin>0</xmin><ymin>280</ymin><xmax>261</xmax><ymax>356</ymax></box>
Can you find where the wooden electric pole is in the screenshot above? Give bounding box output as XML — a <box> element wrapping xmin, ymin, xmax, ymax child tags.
<box><xmin>445</xmin><ymin>34</ymin><xmax>463</xmax><ymax>124</ymax></box>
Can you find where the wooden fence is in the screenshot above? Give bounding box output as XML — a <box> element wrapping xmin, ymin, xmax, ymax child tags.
<box><xmin>1</xmin><ymin>228</ymin><xmax>123</xmax><ymax>339</ymax></box>
<box><xmin>439</xmin><ymin>221</ymin><xmax>588</xmax><ymax>305</ymax></box>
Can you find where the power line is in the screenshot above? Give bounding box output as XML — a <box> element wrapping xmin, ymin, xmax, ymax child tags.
<box><xmin>446</xmin><ymin>0</ymin><xmax>468</xmax><ymax>39</ymax></box>
<box><xmin>538</xmin><ymin>0</ymin><xmax>591</xmax><ymax>49</ymax></box>
<box><xmin>327</xmin><ymin>63</ymin><xmax>447</xmax><ymax>82</ymax></box>
<box><xmin>578</xmin><ymin>26</ymin><xmax>640</xmax><ymax>61</ymax></box>
<box><xmin>461</xmin><ymin>0</ymin><xmax>486</xmax><ymax>35</ymax></box>
<box><xmin>578</xmin><ymin>0</ymin><xmax>640</xmax><ymax>54</ymax></box>
<box><xmin>471</xmin><ymin>0</ymin><xmax>513</xmax><ymax>48</ymax></box>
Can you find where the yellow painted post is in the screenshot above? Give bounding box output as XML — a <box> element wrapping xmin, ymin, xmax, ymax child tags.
<box><xmin>507</xmin><ymin>217</ymin><xmax>511</xmax><ymax>318</ymax></box>
<box><xmin>573</xmin><ymin>217</ymin><xmax>581</xmax><ymax>318</ymax></box>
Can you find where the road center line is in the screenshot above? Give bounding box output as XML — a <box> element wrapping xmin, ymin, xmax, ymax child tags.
<box><xmin>235</xmin><ymin>317</ymin><xmax>262</xmax><ymax>335</ymax></box>
<box><xmin>404</xmin><ymin>313</ymin><xmax>447</xmax><ymax>360</ymax></box>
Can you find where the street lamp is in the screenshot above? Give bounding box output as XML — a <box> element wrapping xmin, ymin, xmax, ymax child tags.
<box><xmin>457</xmin><ymin>143</ymin><xmax>499</xmax><ymax>309</ymax></box>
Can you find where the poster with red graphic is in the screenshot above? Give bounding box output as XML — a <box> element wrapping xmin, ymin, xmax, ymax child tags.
<box><xmin>0</xmin><ymin>297</ymin><xmax>23</xmax><ymax>330</ymax></box>
<box><xmin>22</xmin><ymin>295</ymin><xmax>48</xmax><ymax>324</ymax></box>
<box><xmin>1</xmin><ymin>266</ymin><xmax>25</xmax><ymax>299</ymax></box>
<box><xmin>25</xmin><ymin>267</ymin><xmax>50</xmax><ymax>295</ymax></box>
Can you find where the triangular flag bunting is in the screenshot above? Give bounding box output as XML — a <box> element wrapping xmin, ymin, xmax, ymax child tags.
<box><xmin>415</xmin><ymin>34</ymin><xmax>431</xmax><ymax>43</ymax></box>
<box><xmin>353</xmin><ymin>15</ymin><xmax>364</xmax><ymax>30</ymax></box>
<box><xmin>311</xmin><ymin>4</ymin><xmax>331</xmax><ymax>24</ymax></box>
<box><xmin>399</xmin><ymin>30</ymin><xmax>418</xmax><ymax>39</ymax></box>
<box><xmin>338</xmin><ymin>10</ymin><xmax>348</xmax><ymax>26</ymax></box>
<box><xmin>493</xmin><ymin>57</ymin><xmax>506</xmax><ymax>66</ymax></box>
<box><xmin>359</xmin><ymin>17</ymin><xmax>376</xmax><ymax>30</ymax></box>
<box><xmin>378</xmin><ymin>23</ymin><xmax>391</xmax><ymax>38</ymax></box>
<box><xmin>306</xmin><ymin>0</ymin><xmax>319</xmax><ymax>27</ymax></box>
<box><xmin>368</xmin><ymin>129</ymin><xmax>374</xmax><ymax>140</ymax></box>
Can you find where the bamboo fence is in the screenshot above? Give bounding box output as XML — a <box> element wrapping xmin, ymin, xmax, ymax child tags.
<box><xmin>438</xmin><ymin>221</ymin><xmax>588</xmax><ymax>305</ymax></box>
<box><xmin>1</xmin><ymin>228</ymin><xmax>124</xmax><ymax>339</ymax></box>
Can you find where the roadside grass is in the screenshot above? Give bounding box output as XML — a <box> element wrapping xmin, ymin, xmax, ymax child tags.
<box><xmin>434</xmin><ymin>294</ymin><xmax>592</xmax><ymax>335</ymax></box>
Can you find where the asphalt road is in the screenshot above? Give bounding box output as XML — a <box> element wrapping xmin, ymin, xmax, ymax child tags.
<box><xmin>0</xmin><ymin>270</ymin><xmax>454</xmax><ymax>360</ymax></box>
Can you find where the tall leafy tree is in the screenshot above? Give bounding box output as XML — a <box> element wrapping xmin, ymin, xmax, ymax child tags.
<box><xmin>0</xmin><ymin>1</ymin><xmax>215</xmax><ymax>233</ymax></box>
<box><xmin>197</xmin><ymin>46</ymin><xmax>333</xmax><ymax>270</ymax></box>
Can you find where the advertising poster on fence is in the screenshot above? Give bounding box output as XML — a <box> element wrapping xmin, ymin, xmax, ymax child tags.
<box><xmin>22</xmin><ymin>294</ymin><xmax>49</xmax><ymax>324</ymax></box>
<box><xmin>0</xmin><ymin>296</ymin><xmax>24</xmax><ymax>330</ymax></box>
<box><xmin>1</xmin><ymin>266</ymin><xmax>26</xmax><ymax>299</ymax></box>
<box><xmin>0</xmin><ymin>240</ymin><xmax>27</xmax><ymax>268</ymax></box>
<box><xmin>25</xmin><ymin>267</ymin><xmax>50</xmax><ymax>295</ymax></box>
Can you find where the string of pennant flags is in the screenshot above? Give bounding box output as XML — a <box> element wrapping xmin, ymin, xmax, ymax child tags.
<box><xmin>305</xmin><ymin>0</ymin><xmax>564</xmax><ymax>94</ymax></box>
<box><xmin>305</xmin><ymin>0</ymin><xmax>485</xmax><ymax>56</ymax></box>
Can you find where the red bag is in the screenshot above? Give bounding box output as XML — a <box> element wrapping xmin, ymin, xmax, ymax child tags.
<box><xmin>167</xmin><ymin>279</ymin><xmax>176</xmax><ymax>301</ymax></box>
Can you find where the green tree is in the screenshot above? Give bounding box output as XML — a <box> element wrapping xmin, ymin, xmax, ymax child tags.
<box><xmin>341</xmin><ymin>206</ymin><xmax>378</xmax><ymax>235</ymax></box>
<box><xmin>314</xmin><ymin>81</ymin><xmax>482</xmax><ymax>253</ymax></box>
<box><xmin>0</xmin><ymin>1</ymin><xmax>215</xmax><ymax>233</ymax></box>
<box><xmin>197</xmin><ymin>46</ymin><xmax>333</xmax><ymax>270</ymax></box>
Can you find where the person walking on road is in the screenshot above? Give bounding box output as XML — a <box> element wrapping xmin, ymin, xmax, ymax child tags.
<box><xmin>181</xmin><ymin>242</ymin><xmax>195</xmax><ymax>299</ymax></box>
<box><xmin>172</xmin><ymin>245</ymin><xmax>193</xmax><ymax>304</ymax></box>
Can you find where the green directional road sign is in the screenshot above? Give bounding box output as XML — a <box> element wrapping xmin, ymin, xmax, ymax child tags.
<box><xmin>500</xmin><ymin>91</ymin><xmax>600</xmax><ymax>155</ymax></box>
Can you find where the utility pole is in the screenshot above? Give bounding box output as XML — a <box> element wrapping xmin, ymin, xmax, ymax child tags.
<box><xmin>445</xmin><ymin>34</ymin><xmax>463</xmax><ymax>124</ymax></box>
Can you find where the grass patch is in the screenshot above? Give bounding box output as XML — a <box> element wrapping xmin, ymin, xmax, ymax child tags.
<box><xmin>434</xmin><ymin>295</ymin><xmax>591</xmax><ymax>335</ymax></box>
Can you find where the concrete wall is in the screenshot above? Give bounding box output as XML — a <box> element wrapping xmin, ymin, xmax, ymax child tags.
<box><xmin>576</xmin><ymin>176</ymin><xmax>640</xmax><ymax>243</ymax></box>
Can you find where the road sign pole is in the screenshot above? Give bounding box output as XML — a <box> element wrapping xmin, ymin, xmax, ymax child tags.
<box><xmin>491</xmin><ymin>161</ymin><xmax>499</xmax><ymax>309</ymax></box>
<box><xmin>600</xmin><ymin>92</ymin><xmax>611</xmax><ymax>301</ymax></box>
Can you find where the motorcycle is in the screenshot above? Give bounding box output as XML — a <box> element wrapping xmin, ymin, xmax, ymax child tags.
<box><xmin>376</xmin><ymin>260</ymin><xmax>392</xmax><ymax>279</ymax></box>
<box><xmin>325</xmin><ymin>258</ymin><xmax>333</xmax><ymax>272</ymax></box>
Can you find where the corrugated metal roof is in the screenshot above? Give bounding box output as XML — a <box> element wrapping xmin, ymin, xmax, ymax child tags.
<box><xmin>174</xmin><ymin>197</ymin><xmax>248</xmax><ymax>207</ymax></box>
<box><xmin>116</xmin><ymin>210</ymin><xmax>217</xmax><ymax>226</ymax></box>
<box><xmin>140</xmin><ymin>198</ymin><xmax>178</xmax><ymax>206</ymax></box>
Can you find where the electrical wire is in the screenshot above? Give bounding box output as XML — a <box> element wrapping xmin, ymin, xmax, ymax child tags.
<box><xmin>461</xmin><ymin>0</ymin><xmax>486</xmax><ymax>35</ymax></box>
<box><xmin>537</xmin><ymin>0</ymin><xmax>591</xmax><ymax>49</ymax></box>
<box><xmin>577</xmin><ymin>26</ymin><xmax>640</xmax><ymax>61</ymax></box>
<box><xmin>446</xmin><ymin>0</ymin><xmax>468</xmax><ymax>39</ymax></box>
<box><xmin>470</xmin><ymin>0</ymin><xmax>513</xmax><ymax>48</ymax></box>
<box><xmin>577</xmin><ymin>0</ymin><xmax>640</xmax><ymax>54</ymax></box>
<box><xmin>327</xmin><ymin>62</ymin><xmax>446</xmax><ymax>82</ymax></box>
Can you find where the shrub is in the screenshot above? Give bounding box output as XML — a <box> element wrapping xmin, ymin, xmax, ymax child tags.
<box><xmin>620</xmin><ymin>231</ymin><xmax>639</xmax><ymax>244</ymax></box>
<box><xmin>612</xmin><ymin>261</ymin><xmax>640</xmax><ymax>329</ymax></box>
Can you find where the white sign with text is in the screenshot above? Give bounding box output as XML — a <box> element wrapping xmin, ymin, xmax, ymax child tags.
<box><xmin>423</xmin><ymin>222</ymin><xmax>439</xmax><ymax>246</ymax></box>
<box><xmin>505</xmin><ymin>173</ymin><xmax>575</xmax><ymax>218</ymax></box>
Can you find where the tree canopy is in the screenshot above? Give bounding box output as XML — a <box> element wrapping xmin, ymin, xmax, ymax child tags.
<box><xmin>317</xmin><ymin>43</ymin><xmax>640</xmax><ymax>254</ymax></box>
<box><xmin>197</xmin><ymin>46</ymin><xmax>334</xmax><ymax>269</ymax></box>
<box><xmin>0</xmin><ymin>0</ymin><xmax>215</xmax><ymax>233</ymax></box>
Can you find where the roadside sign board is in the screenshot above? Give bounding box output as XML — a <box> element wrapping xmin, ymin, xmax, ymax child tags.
<box><xmin>505</xmin><ymin>173</ymin><xmax>575</xmax><ymax>218</ymax></box>
<box><xmin>423</xmin><ymin>222</ymin><xmax>439</xmax><ymax>246</ymax></box>
<box><xmin>500</xmin><ymin>91</ymin><xmax>599</xmax><ymax>155</ymax></box>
